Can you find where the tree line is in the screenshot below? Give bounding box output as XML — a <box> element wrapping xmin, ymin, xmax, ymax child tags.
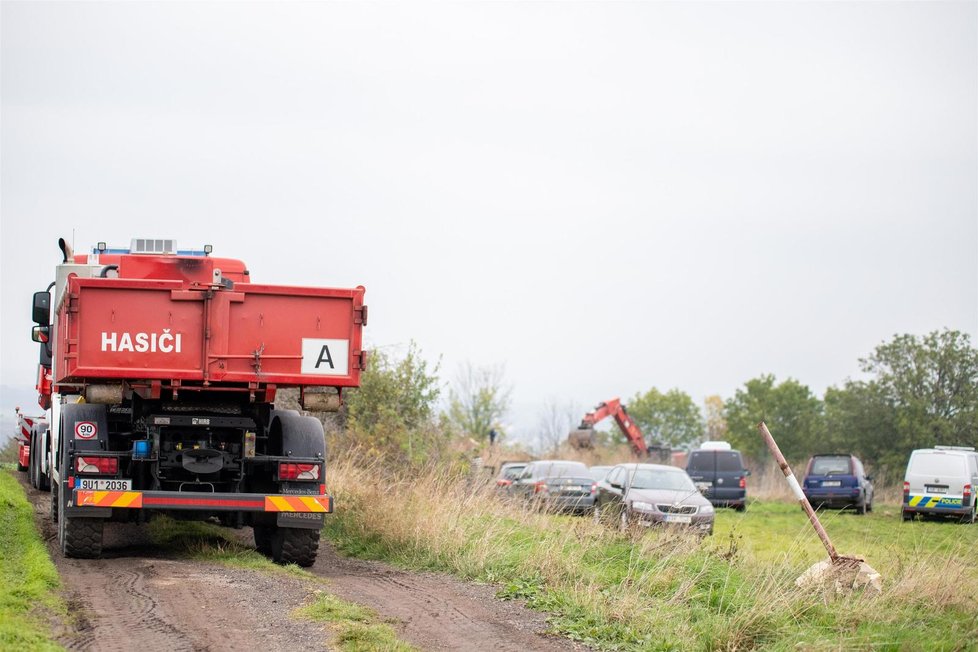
<box><xmin>314</xmin><ymin>329</ymin><xmax>976</xmax><ymax>475</ymax></box>
<box><xmin>626</xmin><ymin>329</ymin><xmax>977</xmax><ymax>473</ymax></box>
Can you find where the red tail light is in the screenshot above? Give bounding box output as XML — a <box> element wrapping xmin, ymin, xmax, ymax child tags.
<box><xmin>739</xmin><ymin>477</ymin><xmax>746</xmax><ymax>489</ymax></box>
<box><xmin>278</xmin><ymin>463</ymin><xmax>321</xmax><ymax>481</ymax></box>
<box><xmin>76</xmin><ymin>456</ymin><xmax>118</xmax><ymax>475</ymax></box>
<box><xmin>533</xmin><ymin>481</ymin><xmax>548</xmax><ymax>494</ymax></box>
<box><xmin>965</xmin><ymin>484</ymin><xmax>972</xmax><ymax>500</ymax></box>
<box><xmin>496</xmin><ymin>479</ymin><xmax>512</xmax><ymax>487</ymax></box>
<box><xmin>903</xmin><ymin>481</ymin><xmax>910</xmax><ymax>496</ymax></box>
<box><xmin>590</xmin><ymin>482</ymin><xmax>597</xmax><ymax>494</ymax></box>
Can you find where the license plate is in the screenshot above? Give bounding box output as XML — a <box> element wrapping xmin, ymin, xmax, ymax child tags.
<box><xmin>926</xmin><ymin>486</ymin><xmax>948</xmax><ymax>494</ymax></box>
<box><xmin>664</xmin><ymin>514</ymin><xmax>692</xmax><ymax>524</ymax></box>
<box><xmin>77</xmin><ymin>478</ymin><xmax>132</xmax><ymax>491</ymax></box>
<box><xmin>821</xmin><ymin>481</ymin><xmax>841</xmax><ymax>487</ymax></box>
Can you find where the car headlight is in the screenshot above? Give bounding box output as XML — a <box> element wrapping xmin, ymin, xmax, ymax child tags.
<box><xmin>631</xmin><ymin>501</ymin><xmax>656</xmax><ymax>513</ymax></box>
<box><xmin>699</xmin><ymin>504</ymin><xmax>714</xmax><ymax>514</ymax></box>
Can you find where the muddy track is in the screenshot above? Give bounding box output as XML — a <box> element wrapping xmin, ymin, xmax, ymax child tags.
<box><xmin>19</xmin><ymin>476</ymin><xmax>584</xmax><ymax>651</ymax></box>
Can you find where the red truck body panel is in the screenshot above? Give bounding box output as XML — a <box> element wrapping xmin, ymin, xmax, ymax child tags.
<box><xmin>56</xmin><ymin>276</ymin><xmax>365</xmax><ymax>388</ymax></box>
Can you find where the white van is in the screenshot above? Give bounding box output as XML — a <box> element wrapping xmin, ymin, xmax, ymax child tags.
<box><xmin>902</xmin><ymin>446</ymin><xmax>978</xmax><ymax>523</ymax></box>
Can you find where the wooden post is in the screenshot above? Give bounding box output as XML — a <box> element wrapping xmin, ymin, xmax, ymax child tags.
<box><xmin>757</xmin><ymin>421</ymin><xmax>839</xmax><ymax>562</ymax></box>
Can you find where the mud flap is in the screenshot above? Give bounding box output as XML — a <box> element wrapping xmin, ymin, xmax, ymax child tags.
<box><xmin>276</xmin><ymin>512</ymin><xmax>324</xmax><ymax>530</ymax></box>
<box><xmin>65</xmin><ymin>505</ymin><xmax>113</xmax><ymax>518</ymax></box>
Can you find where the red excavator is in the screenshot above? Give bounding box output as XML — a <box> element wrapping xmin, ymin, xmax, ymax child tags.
<box><xmin>568</xmin><ymin>397</ymin><xmax>650</xmax><ymax>457</ymax></box>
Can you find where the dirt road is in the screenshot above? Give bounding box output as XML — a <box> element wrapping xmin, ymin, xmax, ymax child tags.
<box><xmin>20</xmin><ymin>478</ymin><xmax>582</xmax><ymax>651</ymax></box>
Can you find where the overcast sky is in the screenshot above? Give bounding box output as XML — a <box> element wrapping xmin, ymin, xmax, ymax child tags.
<box><xmin>2</xmin><ymin>1</ymin><xmax>976</xmax><ymax>447</ymax></box>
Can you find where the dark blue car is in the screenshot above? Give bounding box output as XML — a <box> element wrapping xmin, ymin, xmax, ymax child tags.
<box><xmin>802</xmin><ymin>454</ymin><xmax>874</xmax><ymax>514</ymax></box>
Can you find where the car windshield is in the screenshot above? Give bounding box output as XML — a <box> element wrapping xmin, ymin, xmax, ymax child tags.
<box><xmin>502</xmin><ymin>465</ymin><xmax>526</xmax><ymax>480</ymax></box>
<box><xmin>629</xmin><ymin>469</ymin><xmax>696</xmax><ymax>492</ymax></box>
<box><xmin>810</xmin><ymin>457</ymin><xmax>851</xmax><ymax>475</ymax></box>
<box><xmin>538</xmin><ymin>462</ymin><xmax>588</xmax><ymax>478</ymax></box>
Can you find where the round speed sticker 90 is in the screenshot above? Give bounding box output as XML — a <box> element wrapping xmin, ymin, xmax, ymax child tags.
<box><xmin>75</xmin><ymin>421</ymin><xmax>97</xmax><ymax>440</ymax></box>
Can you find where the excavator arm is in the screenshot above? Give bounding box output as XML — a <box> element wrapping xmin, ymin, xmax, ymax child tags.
<box><xmin>571</xmin><ymin>397</ymin><xmax>650</xmax><ymax>457</ymax></box>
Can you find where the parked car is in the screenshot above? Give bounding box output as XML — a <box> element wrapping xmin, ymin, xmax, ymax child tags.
<box><xmin>685</xmin><ymin>442</ymin><xmax>749</xmax><ymax>511</ymax></box>
<box><xmin>802</xmin><ymin>454</ymin><xmax>874</xmax><ymax>514</ymax></box>
<box><xmin>594</xmin><ymin>463</ymin><xmax>714</xmax><ymax>535</ymax></box>
<box><xmin>902</xmin><ymin>446</ymin><xmax>978</xmax><ymax>523</ymax></box>
<box><xmin>495</xmin><ymin>462</ymin><xmax>528</xmax><ymax>489</ymax></box>
<box><xmin>588</xmin><ymin>465</ymin><xmax>613</xmax><ymax>482</ymax></box>
<box><xmin>511</xmin><ymin>460</ymin><xmax>595</xmax><ymax>514</ymax></box>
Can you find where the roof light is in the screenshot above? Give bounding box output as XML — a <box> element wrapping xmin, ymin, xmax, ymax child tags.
<box><xmin>97</xmin><ymin>242</ymin><xmax>107</xmax><ymax>252</ymax></box>
<box><xmin>203</xmin><ymin>244</ymin><xmax>213</xmax><ymax>255</ymax></box>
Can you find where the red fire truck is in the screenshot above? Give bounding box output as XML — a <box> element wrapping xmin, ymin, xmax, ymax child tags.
<box><xmin>29</xmin><ymin>238</ymin><xmax>366</xmax><ymax>565</ymax></box>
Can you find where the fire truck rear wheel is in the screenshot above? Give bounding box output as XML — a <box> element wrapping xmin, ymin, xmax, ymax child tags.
<box><xmin>27</xmin><ymin>437</ymin><xmax>37</xmax><ymax>488</ymax></box>
<box><xmin>50</xmin><ymin>483</ymin><xmax>58</xmax><ymax>522</ymax></box>
<box><xmin>35</xmin><ymin>426</ymin><xmax>51</xmax><ymax>491</ymax></box>
<box><xmin>253</xmin><ymin>525</ymin><xmax>274</xmax><ymax>555</ymax></box>
<box><xmin>57</xmin><ymin>487</ymin><xmax>103</xmax><ymax>559</ymax></box>
<box><xmin>272</xmin><ymin>527</ymin><xmax>320</xmax><ymax>567</ymax></box>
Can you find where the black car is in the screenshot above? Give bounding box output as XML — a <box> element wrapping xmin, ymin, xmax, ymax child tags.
<box><xmin>685</xmin><ymin>443</ymin><xmax>749</xmax><ymax>511</ymax></box>
<box><xmin>802</xmin><ymin>454</ymin><xmax>874</xmax><ymax>514</ymax></box>
<box><xmin>510</xmin><ymin>460</ymin><xmax>595</xmax><ymax>514</ymax></box>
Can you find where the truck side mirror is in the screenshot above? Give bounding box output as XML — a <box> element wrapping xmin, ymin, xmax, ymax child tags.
<box><xmin>32</xmin><ymin>291</ymin><xmax>50</xmax><ymax>325</ymax></box>
<box><xmin>32</xmin><ymin>325</ymin><xmax>50</xmax><ymax>343</ymax></box>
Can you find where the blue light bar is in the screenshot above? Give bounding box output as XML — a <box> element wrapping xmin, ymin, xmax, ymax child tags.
<box><xmin>92</xmin><ymin>248</ymin><xmax>210</xmax><ymax>256</ymax></box>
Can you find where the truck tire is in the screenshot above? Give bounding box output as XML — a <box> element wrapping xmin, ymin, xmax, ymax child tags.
<box><xmin>50</xmin><ymin>482</ymin><xmax>59</xmax><ymax>523</ymax></box>
<box><xmin>35</xmin><ymin>424</ymin><xmax>50</xmax><ymax>491</ymax></box>
<box><xmin>272</xmin><ymin>527</ymin><xmax>320</xmax><ymax>567</ymax></box>
<box><xmin>28</xmin><ymin>436</ymin><xmax>38</xmax><ymax>488</ymax></box>
<box><xmin>253</xmin><ymin>525</ymin><xmax>274</xmax><ymax>555</ymax></box>
<box><xmin>56</xmin><ymin>406</ymin><xmax>105</xmax><ymax>559</ymax></box>
<box><xmin>57</xmin><ymin>476</ymin><xmax>103</xmax><ymax>559</ymax></box>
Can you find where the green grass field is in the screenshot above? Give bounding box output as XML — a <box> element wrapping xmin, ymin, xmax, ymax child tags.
<box><xmin>0</xmin><ymin>469</ymin><xmax>64</xmax><ymax>652</ymax></box>
<box><xmin>323</xmin><ymin>459</ymin><xmax>978</xmax><ymax>651</ymax></box>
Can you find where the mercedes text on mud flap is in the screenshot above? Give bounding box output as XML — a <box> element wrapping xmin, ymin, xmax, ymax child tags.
<box><xmin>30</xmin><ymin>237</ymin><xmax>367</xmax><ymax>565</ymax></box>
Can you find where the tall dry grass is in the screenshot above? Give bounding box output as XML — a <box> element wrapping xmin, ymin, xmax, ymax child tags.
<box><xmin>324</xmin><ymin>452</ymin><xmax>978</xmax><ymax>649</ymax></box>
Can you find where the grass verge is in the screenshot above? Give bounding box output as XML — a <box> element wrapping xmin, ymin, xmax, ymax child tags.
<box><xmin>323</xmin><ymin>455</ymin><xmax>978</xmax><ymax>650</ymax></box>
<box><xmin>0</xmin><ymin>469</ymin><xmax>65</xmax><ymax>651</ymax></box>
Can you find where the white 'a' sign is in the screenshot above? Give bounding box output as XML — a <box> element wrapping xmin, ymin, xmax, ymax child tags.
<box><xmin>301</xmin><ymin>339</ymin><xmax>349</xmax><ymax>376</ymax></box>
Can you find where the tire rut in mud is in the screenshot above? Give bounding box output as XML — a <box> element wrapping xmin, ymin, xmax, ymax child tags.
<box><xmin>308</xmin><ymin>546</ymin><xmax>586</xmax><ymax>651</ymax></box>
<box><xmin>20</xmin><ymin>479</ymin><xmax>327</xmax><ymax>652</ymax></box>
<box><xmin>20</xmin><ymin>474</ymin><xmax>586</xmax><ymax>651</ymax></box>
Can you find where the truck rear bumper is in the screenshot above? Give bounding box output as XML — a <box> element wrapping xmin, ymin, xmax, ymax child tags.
<box><xmin>73</xmin><ymin>489</ymin><xmax>332</xmax><ymax>513</ymax></box>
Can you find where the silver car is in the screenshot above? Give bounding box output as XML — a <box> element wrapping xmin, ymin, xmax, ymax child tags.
<box><xmin>594</xmin><ymin>463</ymin><xmax>715</xmax><ymax>535</ymax></box>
